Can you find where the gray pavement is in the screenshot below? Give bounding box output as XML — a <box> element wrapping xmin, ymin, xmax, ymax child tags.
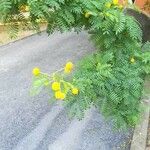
<box><xmin>0</xmin><ymin>32</ymin><xmax>132</xmax><ymax>150</ymax></box>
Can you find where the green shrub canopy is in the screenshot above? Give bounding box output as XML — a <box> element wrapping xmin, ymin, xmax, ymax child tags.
<box><xmin>1</xmin><ymin>0</ymin><xmax>150</xmax><ymax>129</ymax></box>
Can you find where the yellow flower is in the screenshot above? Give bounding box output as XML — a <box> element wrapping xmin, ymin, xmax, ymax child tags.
<box><xmin>65</xmin><ymin>62</ymin><xmax>74</xmax><ymax>70</ymax></box>
<box><xmin>130</xmin><ymin>57</ymin><xmax>135</xmax><ymax>63</ymax></box>
<box><xmin>64</xmin><ymin>62</ymin><xmax>74</xmax><ymax>73</ymax></box>
<box><xmin>52</xmin><ymin>82</ymin><xmax>61</xmax><ymax>91</ymax></box>
<box><xmin>19</xmin><ymin>5</ymin><xmax>29</xmax><ymax>12</ymax></box>
<box><xmin>64</xmin><ymin>67</ymin><xmax>71</xmax><ymax>73</ymax></box>
<box><xmin>113</xmin><ymin>0</ymin><xmax>119</xmax><ymax>5</ymax></box>
<box><xmin>55</xmin><ymin>91</ymin><xmax>66</xmax><ymax>100</ymax></box>
<box><xmin>60</xmin><ymin>92</ymin><xmax>66</xmax><ymax>99</ymax></box>
<box><xmin>72</xmin><ymin>88</ymin><xmax>79</xmax><ymax>95</ymax></box>
<box><xmin>85</xmin><ymin>12</ymin><xmax>91</xmax><ymax>18</ymax></box>
<box><xmin>105</xmin><ymin>2</ymin><xmax>111</xmax><ymax>8</ymax></box>
<box><xmin>32</xmin><ymin>67</ymin><xmax>40</xmax><ymax>76</ymax></box>
<box><xmin>25</xmin><ymin>6</ymin><xmax>29</xmax><ymax>12</ymax></box>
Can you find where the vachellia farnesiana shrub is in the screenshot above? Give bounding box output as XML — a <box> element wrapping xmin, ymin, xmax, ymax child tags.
<box><xmin>1</xmin><ymin>0</ymin><xmax>150</xmax><ymax>129</ymax></box>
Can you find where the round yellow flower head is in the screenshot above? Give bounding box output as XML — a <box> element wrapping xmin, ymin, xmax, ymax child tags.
<box><xmin>64</xmin><ymin>62</ymin><xmax>74</xmax><ymax>73</ymax></box>
<box><xmin>85</xmin><ymin>12</ymin><xmax>91</xmax><ymax>18</ymax></box>
<box><xmin>32</xmin><ymin>67</ymin><xmax>40</xmax><ymax>76</ymax></box>
<box><xmin>60</xmin><ymin>92</ymin><xmax>66</xmax><ymax>100</ymax></box>
<box><xmin>55</xmin><ymin>91</ymin><xmax>66</xmax><ymax>100</ymax></box>
<box><xmin>105</xmin><ymin>2</ymin><xmax>111</xmax><ymax>8</ymax></box>
<box><xmin>113</xmin><ymin>0</ymin><xmax>119</xmax><ymax>5</ymax></box>
<box><xmin>19</xmin><ymin>5</ymin><xmax>29</xmax><ymax>12</ymax></box>
<box><xmin>64</xmin><ymin>67</ymin><xmax>71</xmax><ymax>73</ymax></box>
<box><xmin>25</xmin><ymin>6</ymin><xmax>29</xmax><ymax>12</ymax></box>
<box><xmin>130</xmin><ymin>57</ymin><xmax>135</xmax><ymax>63</ymax></box>
<box><xmin>72</xmin><ymin>88</ymin><xmax>79</xmax><ymax>95</ymax></box>
<box><xmin>52</xmin><ymin>82</ymin><xmax>61</xmax><ymax>91</ymax></box>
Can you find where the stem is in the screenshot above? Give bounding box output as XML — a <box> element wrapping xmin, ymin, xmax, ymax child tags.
<box><xmin>41</xmin><ymin>72</ymin><xmax>51</xmax><ymax>78</ymax></box>
<box><xmin>54</xmin><ymin>68</ymin><xmax>64</xmax><ymax>74</ymax></box>
<box><xmin>40</xmin><ymin>68</ymin><xmax>64</xmax><ymax>79</ymax></box>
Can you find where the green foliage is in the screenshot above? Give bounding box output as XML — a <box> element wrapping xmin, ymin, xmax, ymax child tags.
<box><xmin>2</xmin><ymin>0</ymin><xmax>150</xmax><ymax>129</ymax></box>
<box><xmin>65</xmin><ymin>49</ymin><xmax>146</xmax><ymax>128</ymax></box>
<box><xmin>30</xmin><ymin>75</ymin><xmax>50</xmax><ymax>96</ymax></box>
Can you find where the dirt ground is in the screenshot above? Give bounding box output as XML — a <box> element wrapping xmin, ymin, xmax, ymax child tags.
<box><xmin>0</xmin><ymin>24</ymin><xmax>47</xmax><ymax>46</ymax></box>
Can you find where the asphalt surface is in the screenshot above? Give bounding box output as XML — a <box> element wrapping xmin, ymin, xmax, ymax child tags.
<box><xmin>0</xmin><ymin>32</ymin><xmax>132</xmax><ymax>150</ymax></box>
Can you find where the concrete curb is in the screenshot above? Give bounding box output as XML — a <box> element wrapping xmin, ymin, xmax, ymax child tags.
<box><xmin>130</xmin><ymin>99</ymin><xmax>150</xmax><ymax>150</ymax></box>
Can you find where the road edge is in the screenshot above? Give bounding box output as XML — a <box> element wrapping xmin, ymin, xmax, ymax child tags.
<box><xmin>0</xmin><ymin>30</ymin><xmax>46</xmax><ymax>48</ymax></box>
<box><xmin>130</xmin><ymin>99</ymin><xmax>150</xmax><ymax>150</ymax></box>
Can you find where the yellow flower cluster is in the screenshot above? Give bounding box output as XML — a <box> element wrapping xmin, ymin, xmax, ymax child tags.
<box><xmin>32</xmin><ymin>67</ymin><xmax>40</xmax><ymax>76</ymax></box>
<box><xmin>105</xmin><ymin>0</ymin><xmax>123</xmax><ymax>9</ymax></box>
<box><xmin>113</xmin><ymin>0</ymin><xmax>119</xmax><ymax>5</ymax></box>
<box><xmin>55</xmin><ymin>91</ymin><xmax>66</xmax><ymax>100</ymax></box>
<box><xmin>85</xmin><ymin>12</ymin><xmax>92</xmax><ymax>18</ymax></box>
<box><xmin>64</xmin><ymin>61</ymin><xmax>74</xmax><ymax>73</ymax></box>
<box><xmin>52</xmin><ymin>62</ymin><xmax>79</xmax><ymax>100</ymax></box>
<box><xmin>113</xmin><ymin>0</ymin><xmax>123</xmax><ymax>9</ymax></box>
<box><xmin>52</xmin><ymin>82</ymin><xmax>60</xmax><ymax>91</ymax></box>
<box><xmin>19</xmin><ymin>5</ymin><xmax>29</xmax><ymax>12</ymax></box>
<box><xmin>32</xmin><ymin>62</ymin><xmax>79</xmax><ymax>101</ymax></box>
<box><xmin>72</xmin><ymin>88</ymin><xmax>79</xmax><ymax>95</ymax></box>
<box><xmin>51</xmin><ymin>82</ymin><xmax>65</xmax><ymax>100</ymax></box>
<box><xmin>130</xmin><ymin>57</ymin><xmax>135</xmax><ymax>63</ymax></box>
<box><xmin>51</xmin><ymin>81</ymin><xmax>79</xmax><ymax>100</ymax></box>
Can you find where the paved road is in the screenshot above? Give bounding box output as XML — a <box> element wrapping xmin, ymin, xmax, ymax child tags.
<box><xmin>0</xmin><ymin>32</ymin><xmax>132</xmax><ymax>150</ymax></box>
